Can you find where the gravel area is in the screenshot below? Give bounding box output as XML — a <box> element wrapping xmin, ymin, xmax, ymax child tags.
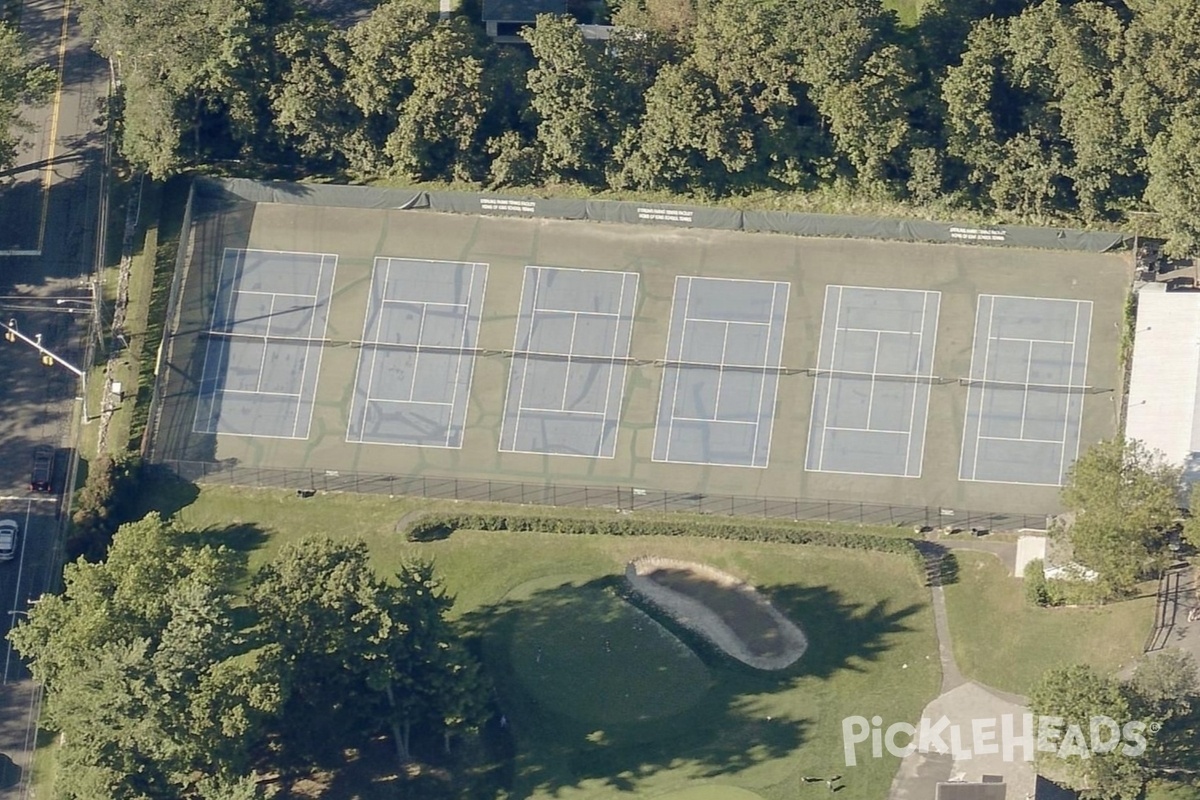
<box><xmin>624</xmin><ymin>557</ymin><xmax>808</xmax><ymax>670</ymax></box>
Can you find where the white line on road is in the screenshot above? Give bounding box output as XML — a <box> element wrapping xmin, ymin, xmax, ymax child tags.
<box><xmin>4</xmin><ymin>500</ymin><xmax>34</xmax><ymax>684</ymax></box>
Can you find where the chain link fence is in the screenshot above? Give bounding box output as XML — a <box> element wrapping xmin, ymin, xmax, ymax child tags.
<box><xmin>155</xmin><ymin>459</ymin><xmax>1050</xmax><ymax>532</ymax></box>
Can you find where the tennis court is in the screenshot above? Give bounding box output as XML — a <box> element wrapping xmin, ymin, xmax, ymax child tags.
<box><xmin>651</xmin><ymin>277</ymin><xmax>790</xmax><ymax>469</ymax></box>
<box><xmin>193</xmin><ymin>248</ymin><xmax>337</xmax><ymax>439</ymax></box>
<box><xmin>958</xmin><ymin>294</ymin><xmax>1092</xmax><ymax>486</ymax></box>
<box><xmin>498</xmin><ymin>266</ymin><xmax>639</xmax><ymax>458</ymax></box>
<box><xmin>345</xmin><ymin>257</ymin><xmax>488</xmax><ymax>448</ymax></box>
<box><xmin>805</xmin><ymin>286</ymin><xmax>941</xmax><ymax>478</ymax></box>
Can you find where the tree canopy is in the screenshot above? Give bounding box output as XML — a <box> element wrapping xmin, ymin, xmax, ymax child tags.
<box><xmin>0</xmin><ymin>22</ymin><xmax>53</xmax><ymax>173</ymax></box>
<box><xmin>9</xmin><ymin>517</ymin><xmax>490</xmax><ymax>798</ymax></box>
<box><xmin>1060</xmin><ymin>438</ymin><xmax>1181</xmax><ymax>596</ymax></box>
<box><xmin>70</xmin><ymin>0</ymin><xmax>1200</xmax><ymax>250</ymax></box>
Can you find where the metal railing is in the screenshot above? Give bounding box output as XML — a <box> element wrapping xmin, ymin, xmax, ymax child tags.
<box><xmin>154</xmin><ymin>459</ymin><xmax>1051</xmax><ymax>533</ymax></box>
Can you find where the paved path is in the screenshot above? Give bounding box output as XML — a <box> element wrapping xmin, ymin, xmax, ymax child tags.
<box><xmin>889</xmin><ymin>542</ymin><xmax>1034</xmax><ymax>798</ymax></box>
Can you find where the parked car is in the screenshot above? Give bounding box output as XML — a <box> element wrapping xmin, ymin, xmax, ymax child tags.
<box><xmin>0</xmin><ymin>519</ymin><xmax>18</xmax><ymax>561</ymax></box>
<box><xmin>29</xmin><ymin>446</ymin><xmax>53</xmax><ymax>492</ymax></box>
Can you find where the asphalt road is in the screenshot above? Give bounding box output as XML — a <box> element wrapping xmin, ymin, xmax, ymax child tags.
<box><xmin>0</xmin><ymin>0</ymin><xmax>109</xmax><ymax>793</ymax></box>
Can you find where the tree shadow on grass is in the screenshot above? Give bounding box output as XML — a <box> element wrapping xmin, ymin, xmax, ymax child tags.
<box><xmin>456</xmin><ymin>574</ymin><xmax>924</xmax><ymax>797</ymax></box>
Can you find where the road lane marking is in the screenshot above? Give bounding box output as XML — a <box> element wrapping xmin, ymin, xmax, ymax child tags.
<box><xmin>3</xmin><ymin>500</ymin><xmax>34</xmax><ymax>684</ymax></box>
<box><xmin>36</xmin><ymin>0</ymin><xmax>73</xmax><ymax>253</ymax></box>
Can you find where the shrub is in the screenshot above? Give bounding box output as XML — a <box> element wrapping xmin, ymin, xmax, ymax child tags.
<box><xmin>1024</xmin><ymin>558</ymin><xmax>1050</xmax><ymax>606</ymax></box>
<box><xmin>406</xmin><ymin>511</ymin><xmax>932</xmax><ymax>581</ymax></box>
<box><xmin>68</xmin><ymin>453</ymin><xmax>143</xmax><ymax>561</ymax></box>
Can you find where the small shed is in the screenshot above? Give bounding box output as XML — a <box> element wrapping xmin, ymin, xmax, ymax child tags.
<box><xmin>482</xmin><ymin>0</ymin><xmax>567</xmax><ymax>40</ymax></box>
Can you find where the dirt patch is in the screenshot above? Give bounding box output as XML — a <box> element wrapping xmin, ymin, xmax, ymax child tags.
<box><xmin>625</xmin><ymin>557</ymin><xmax>808</xmax><ymax>670</ymax></box>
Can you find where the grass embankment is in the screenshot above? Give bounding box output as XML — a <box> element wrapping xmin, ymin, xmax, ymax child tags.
<box><xmin>161</xmin><ymin>481</ymin><xmax>940</xmax><ymax>800</ymax></box>
<box><xmin>943</xmin><ymin>551</ymin><xmax>1156</xmax><ymax>695</ymax></box>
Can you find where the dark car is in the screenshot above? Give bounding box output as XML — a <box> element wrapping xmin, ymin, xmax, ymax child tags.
<box><xmin>30</xmin><ymin>446</ymin><xmax>54</xmax><ymax>492</ymax></box>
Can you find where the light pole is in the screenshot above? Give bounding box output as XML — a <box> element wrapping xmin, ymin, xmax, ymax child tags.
<box><xmin>2</xmin><ymin>317</ymin><xmax>93</xmax><ymax>421</ymax></box>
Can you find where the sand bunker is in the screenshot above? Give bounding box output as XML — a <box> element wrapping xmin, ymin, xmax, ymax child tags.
<box><xmin>625</xmin><ymin>557</ymin><xmax>808</xmax><ymax>670</ymax></box>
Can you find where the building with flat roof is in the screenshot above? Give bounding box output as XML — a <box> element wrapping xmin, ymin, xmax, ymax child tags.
<box><xmin>482</xmin><ymin>0</ymin><xmax>567</xmax><ymax>40</ymax></box>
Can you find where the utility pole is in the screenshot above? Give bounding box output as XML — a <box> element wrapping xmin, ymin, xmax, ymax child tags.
<box><xmin>2</xmin><ymin>317</ymin><xmax>93</xmax><ymax>421</ymax></box>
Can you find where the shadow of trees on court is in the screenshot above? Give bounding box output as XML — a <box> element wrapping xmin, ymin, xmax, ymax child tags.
<box><xmin>454</xmin><ymin>574</ymin><xmax>924</xmax><ymax>797</ymax></box>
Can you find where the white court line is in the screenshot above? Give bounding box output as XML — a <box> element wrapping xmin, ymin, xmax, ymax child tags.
<box><xmin>510</xmin><ymin>267</ymin><xmax>542</xmax><ymax>447</ymax></box>
<box><xmin>595</xmin><ymin>273</ymin><xmax>630</xmax><ymax>456</ymax></box>
<box><xmin>749</xmin><ymin>284</ymin><xmax>778</xmax><ymax>464</ymax></box>
<box><xmin>670</xmin><ymin>416</ymin><xmax>758</xmax><ymax>426</ymax></box>
<box><xmin>354</xmin><ymin>261</ymin><xmax>392</xmax><ymax>443</ymax></box>
<box><xmin>381</xmin><ymin>298</ymin><xmax>469</xmax><ymax>309</ymax></box>
<box><xmin>1058</xmin><ymin>301</ymin><xmax>1083</xmax><ymax>476</ymax></box>
<box><xmin>816</xmin><ymin>287</ymin><xmax>845</xmax><ymax>471</ymax></box>
<box><xmin>840</xmin><ymin>325</ymin><xmax>922</xmax><ymax>336</ymax></box>
<box><xmin>370</xmin><ymin>397</ymin><xmax>454</xmax><ymax>407</ymax></box>
<box><xmin>1018</xmin><ymin>340</ymin><xmax>1034</xmax><ymax>440</ymax></box>
<box><xmin>3</xmin><ymin>500</ymin><xmax>33</xmax><ymax>684</ymax></box>
<box><xmin>711</xmin><ymin>322</ymin><xmax>731</xmax><ymax>421</ymax></box>
<box><xmin>405</xmin><ymin>305</ymin><xmax>429</xmax><ymax>403</ymax></box>
<box><xmin>758</xmin><ymin>281</ymin><xmax>790</xmax><ymax>469</ymax></box>
<box><xmin>520</xmin><ymin>406</ymin><xmax>607</xmax><ymax>416</ymax></box>
<box><xmin>534</xmin><ymin>305</ymin><xmax>623</xmax><ymax>318</ymax></box>
<box><xmin>497</xmin><ymin>267</ymin><xmax>534</xmax><ymax>452</ymax></box>
<box><xmin>978</xmin><ymin>292</ymin><xmax>1083</xmax><ymax>304</ymax></box>
<box><xmin>1067</xmin><ymin>302</ymin><xmax>1093</xmax><ymax>468</ymax></box>
<box><xmin>971</xmin><ymin>297</ymin><xmax>997</xmax><ymax>481</ymax></box>
<box><xmin>221</xmin><ymin>389</ymin><xmax>302</xmax><ymax>398</ymax></box>
<box><xmin>234</xmin><ymin>246</ymin><xmax>337</xmax><ymax>259</ymax></box>
<box><xmin>651</xmin><ymin>276</ymin><xmax>689</xmax><ymax>463</ymax></box>
<box><xmin>235</xmin><ymin>288</ymin><xmax>319</xmax><ymax>300</ymax></box>
<box><xmin>688</xmin><ymin>316</ymin><xmax>771</xmax><ymax>326</ymax></box>
<box><xmin>993</xmin><ymin>335</ymin><xmax>1075</xmax><ymax>346</ymax></box>
<box><xmin>254</xmin><ymin>297</ymin><xmax>275</xmax><ymax>393</ymax></box>
<box><xmin>864</xmin><ymin>330</ymin><xmax>882</xmax><ymax>431</ymax></box>
<box><xmin>824</xmin><ymin>425</ymin><xmax>911</xmax><ymax>434</ymax></box>
<box><xmin>980</xmin><ymin>434</ymin><xmax>1066</xmax><ymax>445</ymax></box>
<box><xmin>665</xmin><ymin>276</ymin><xmax>695</xmax><ymax>459</ymax></box>
<box><xmin>902</xmin><ymin>291</ymin><xmax>929</xmax><ymax>476</ymax></box>
<box><xmin>448</xmin><ymin>262</ymin><xmax>488</xmax><ymax>449</ymax></box>
<box><xmin>290</xmin><ymin>254</ymin><xmax>327</xmax><ymax>438</ymax></box>
<box><xmin>559</xmin><ymin>312</ymin><xmax>580</xmax><ymax>411</ymax></box>
<box><xmin>192</xmin><ymin>249</ymin><xmax>245</xmax><ymax>434</ymax></box>
<box><xmin>907</xmin><ymin>290</ymin><xmax>941</xmax><ymax>479</ymax></box>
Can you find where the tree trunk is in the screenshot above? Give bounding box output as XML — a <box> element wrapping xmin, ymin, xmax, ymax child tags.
<box><xmin>385</xmin><ymin>682</ymin><xmax>410</xmax><ymax>765</ymax></box>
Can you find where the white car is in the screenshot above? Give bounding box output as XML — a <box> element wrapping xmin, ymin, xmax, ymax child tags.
<box><xmin>0</xmin><ymin>519</ymin><xmax>18</xmax><ymax>561</ymax></box>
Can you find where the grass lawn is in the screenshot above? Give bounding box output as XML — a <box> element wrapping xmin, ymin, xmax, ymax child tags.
<box><xmin>159</xmin><ymin>482</ymin><xmax>941</xmax><ymax>800</ymax></box>
<box><xmin>943</xmin><ymin>552</ymin><xmax>1156</xmax><ymax>695</ymax></box>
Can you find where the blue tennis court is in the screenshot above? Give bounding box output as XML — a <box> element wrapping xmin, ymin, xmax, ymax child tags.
<box><xmin>805</xmin><ymin>285</ymin><xmax>941</xmax><ymax>478</ymax></box>
<box><xmin>193</xmin><ymin>248</ymin><xmax>337</xmax><ymax>439</ymax></box>
<box><xmin>345</xmin><ymin>258</ymin><xmax>488</xmax><ymax>448</ymax></box>
<box><xmin>499</xmin><ymin>266</ymin><xmax>639</xmax><ymax>458</ymax></box>
<box><xmin>959</xmin><ymin>294</ymin><xmax>1092</xmax><ymax>485</ymax></box>
<box><xmin>652</xmin><ymin>276</ymin><xmax>790</xmax><ymax>468</ymax></box>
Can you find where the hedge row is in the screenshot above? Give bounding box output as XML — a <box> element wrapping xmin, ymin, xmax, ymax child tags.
<box><xmin>405</xmin><ymin>512</ymin><xmax>931</xmax><ymax>581</ymax></box>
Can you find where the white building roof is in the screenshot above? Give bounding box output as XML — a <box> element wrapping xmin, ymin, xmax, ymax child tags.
<box><xmin>1125</xmin><ymin>286</ymin><xmax>1200</xmax><ymax>481</ymax></box>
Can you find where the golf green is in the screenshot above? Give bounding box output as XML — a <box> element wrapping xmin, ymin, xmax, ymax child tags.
<box><xmin>506</xmin><ymin>575</ymin><xmax>712</xmax><ymax>726</ymax></box>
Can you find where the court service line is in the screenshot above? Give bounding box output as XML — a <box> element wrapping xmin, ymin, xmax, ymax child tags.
<box><xmin>902</xmin><ymin>291</ymin><xmax>930</xmax><ymax>476</ymax></box>
<box><xmin>405</xmin><ymin>305</ymin><xmax>429</xmax><ymax>404</ymax></box>
<box><xmin>508</xmin><ymin>267</ymin><xmax>541</xmax><ymax>447</ymax></box>
<box><xmin>1057</xmin><ymin>301</ymin><xmax>1083</xmax><ymax>477</ymax></box>
<box><xmin>994</xmin><ymin>335</ymin><xmax>1074</xmax><ymax>346</ymax></box>
<box><xmin>980</xmin><ymin>434</ymin><xmax>1065</xmax><ymax>445</ymax></box>
<box><xmin>559</xmin><ymin>312</ymin><xmax>581</xmax><ymax>411</ymax></box>
<box><xmin>816</xmin><ymin>287</ymin><xmax>845</xmax><ymax>471</ymax></box>
<box><xmin>1018</xmin><ymin>340</ymin><xmax>1035</xmax><ymax>440</ymax></box>
<box><xmin>222</xmin><ymin>388</ymin><xmax>301</xmax><ymax>398</ymax></box>
<box><xmin>357</xmin><ymin>262</ymin><xmax>392</xmax><ymax>443</ymax></box>
<box><xmin>290</xmin><ymin>256</ymin><xmax>326</xmax><ymax>438</ymax></box>
<box><xmin>825</xmin><ymin>424</ymin><xmax>910</xmax><ymax>435</ymax></box>
<box><xmin>662</xmin><ymin>277</ymin><xmax>694</xmax><ymax>461</ymax></box>
<box><xmin>749</xmin><ymin>283</ymin><xmax>780</xmax><ymax>465</ymax></box>
<box><xmin>595</xmin><ymin>272</ymin><xmax>632</xmax><ymax>457</ymax></box>
<box><xmin>443</xmin><ymin>263</ymin><xmax>484</xmax><ymax>449</ymax></box>
<box><xmin>971</xmin><ymin>297</ymin><xmax>998</xmax><ymax>481</ymax></box>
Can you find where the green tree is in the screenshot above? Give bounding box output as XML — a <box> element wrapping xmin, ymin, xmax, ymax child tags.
<box><xmin>1145</xmin><ymin>112</ymin><xmax>1200</xmax><ymax>256</ymax></box>
<box><xmin>1030</xmin><ymin>664</ymin><xmax>1146</xmax><ymax>799</ymax></box>
<box><xmin>385</xmin><ymin>18</ymin><xmax>489</xmax><ymax>181</ymax></box>
<box><xmin>1060</xmin><ymin>438</ymin><xmax>1181</xmax><ymax>596</ymax></box>
<box><xmin>523</xmin><ymin>14</ymin><xmax>619</xmax><ymax>182</ymax></box>
<box><xmin>8</xmin><ymin>514</ymin><xmax>272</xmax><ymax>798</ymax></box>
<box><xmin>0</xmin><ymin>22</ymin><xmax>54</xmax><ymax>172</ymax></box>
<box><xmin>271</xmin><ymin>21</ymin><xmax>357</xmax><ymax>166</ymax></box>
